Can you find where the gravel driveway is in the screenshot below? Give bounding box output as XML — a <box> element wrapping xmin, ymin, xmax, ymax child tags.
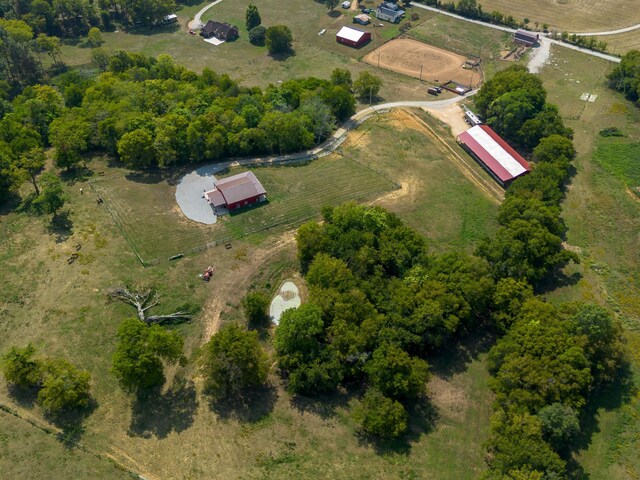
<box><xmin>175</xmin><ymin>165</ymin><xmax>219</xmax><ymax>224</ymax></box>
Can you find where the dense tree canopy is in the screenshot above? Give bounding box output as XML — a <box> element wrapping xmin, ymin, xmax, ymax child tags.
<box><xmin>265</xmin><ymin>25</ymin><xmax>293</xmax><ymax>55</ymax></box>
<box><xmin>607</xmin><ymin>49</ymin><xmax>640</xmax><ymax>102</ymax></box>
<box><xmin>199</xmin><ymin>323</ymin><xmax>269</xmax><ymax>397</ymax></box>
<box><xmin>111</xmin><ymin>318</ymin><xmax>184</xmax><ymax>392</ymax></box>
<box><xmin>1</xmin><ymin>344</ymin><xmax>41</xmax><ymax>388</ymax></box>
<box><xmin>352</xmin><ymin>388</ymin><xmax>408</xmax><ymax>439</ymax></box>
<box><xmin>38</xmin><ymin>358</ymin><xmax>91</xmax><ymax>415</ymax></box>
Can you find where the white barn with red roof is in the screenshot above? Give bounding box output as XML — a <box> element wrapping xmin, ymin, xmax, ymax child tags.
<box><xmin>204</xmin><ymin>171</ymin><xmax>267</xmax><ymax>212</ymax></box>
<box><xmin>457</xmin><ymin>125</ymin><xmax>531</xmax><ymax>187</ymax></box>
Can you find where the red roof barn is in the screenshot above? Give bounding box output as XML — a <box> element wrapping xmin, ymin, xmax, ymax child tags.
<box><xmin>204</xmin><ymin>171</ymin><xmax>267</xmax><ymax>212</ymax></box>
<box><xmin>336</xmin><ymin>26</ymin><xmax>371</xmax><ymax>48</ymax></box>
<box><xmin>457</xmin><ymin>125</ymin><xmax>531</xmax><ymax>188</ymax></box>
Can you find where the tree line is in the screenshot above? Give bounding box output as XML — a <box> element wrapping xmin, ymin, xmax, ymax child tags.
<box><xmin>608</xmin><ymin>49</ymin><xmax>640</xmax><ymax>104</ymax></box>
<box><xmin>1</xmin><ymin>0</ymin><xmax>178</xmax><ymax>39</ymax></box>
<box><xmin>0</xmin><ymin>53</ymin><xmax>373</xmax><ymax>204</ymax></box>
<box><xmin>473</xmin><ymin>65</ymin><xmax>626</xmax><ymax>478</ymax></box>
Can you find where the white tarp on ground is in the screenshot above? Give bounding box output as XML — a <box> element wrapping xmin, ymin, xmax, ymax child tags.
<box><xmin>175</xmin><ymin>166</ymin><xmax>218</xmax><ymax>224</ymax></box>
<box><xmin>270</xmin><ymin>281</ymin><xmax>301</xmax><ymax>325</ymax></box>
<box><xmin>203</xmin><ymin>37</ymin><xmax>225</xmax><ymax>46</ymax></box>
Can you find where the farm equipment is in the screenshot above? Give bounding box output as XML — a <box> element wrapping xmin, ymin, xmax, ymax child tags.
<box><xmin>203</xmin><ymin>266</ymin><xmax>214</xmax><ymax>282</ymax></box>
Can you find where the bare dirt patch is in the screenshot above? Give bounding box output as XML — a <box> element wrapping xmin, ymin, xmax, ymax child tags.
<box><xmin>423</xmin><ymin>104</ymin><xmax>469</xmax><ymax>138</ymax></box>
<box><xmin>428</xmin><ymin>375</ymin><xmax>470</xmax><ymax>421</ymax></box>
<box><xmin>363</xmin><ymin>38</ymin><xmax>473</xmax><ymax>85</ymax></box>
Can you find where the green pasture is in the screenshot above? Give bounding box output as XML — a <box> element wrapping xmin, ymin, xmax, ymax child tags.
<box><xmin>60</xmin><ymin>0</ymin><xmax>438</xmax><ymax>102</ymax></box>
<box><xmin>91</xmin><ymin>155</ymin><xmax>396</xmax><ymax>263</ymax></box>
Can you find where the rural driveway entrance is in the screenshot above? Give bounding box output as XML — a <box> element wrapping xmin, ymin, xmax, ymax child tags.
<box><xmin>175</xmin><ymin>165</ymin><xmax>218</xmax><ymax>224</ymax></box>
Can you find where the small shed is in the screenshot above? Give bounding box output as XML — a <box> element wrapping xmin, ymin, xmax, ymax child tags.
<box><xmin>336</xmin><ymin>25</ymin><xmax>372</xmax><ymax>48</ymax></box>
<box><xmin>200</xmin><ymin>20</ymin><xmax>239</xmax><ymax>41</ymax></box>
<box><xmin>353</xmin><ymin>14</ymin><xmax>371</xmax><ymax>25</ymax></box>
<box><xmin>341</xmin><ymin>1</ymin><xmax>351</xmax><ymax>7</ymax></box>
<box><xmin>513</xmin><ymin>29</ymin><xmax>539</xmax><ymax>47</ymax></box>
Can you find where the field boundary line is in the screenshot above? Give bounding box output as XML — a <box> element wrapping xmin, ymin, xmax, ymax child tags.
<box><xmin>87</xmin><ymin>179</ymin><xmax>147</xmax><ymax>265</ymax></box>
<box><xmin>0</xmin><ymin>402</ymin><xmax>151</xmax><ymax>480</ymax></box>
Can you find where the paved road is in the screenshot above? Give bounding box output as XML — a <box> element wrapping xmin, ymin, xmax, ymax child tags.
<box><xmin>409</xmin><ymin>2</ymin><xmax>621</xmax><ymax>64</ymax></box>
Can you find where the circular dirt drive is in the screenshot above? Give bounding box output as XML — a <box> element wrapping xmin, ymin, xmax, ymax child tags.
<box><xmin>363</xmin><ymin>38</ymin><xmax>477</xmax><ymax>86</ymax></box>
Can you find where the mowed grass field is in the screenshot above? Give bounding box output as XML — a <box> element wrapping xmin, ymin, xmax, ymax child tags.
<box><xmin>91</xmin><ymin>156</ymin><xmax>397</xmax><ymax>263</ymax></box>
<box><xmin>535</xmin><ymin>45</ymin><xmax>640</xmax><ymax>478</ymax></box>
<box><xmin>0</xmin><ymin>110</ymin><xmax>500</xmax><ymax>478</ymax></box>
<box><xmin>474</xmin><ymin>0</ymin><xmax>640</xmax><ymax>33</ymax></box>
<box><xmin>60</xmin><ymin>0</ymin><xmax>441</xmax><ymax>102</ymax></box>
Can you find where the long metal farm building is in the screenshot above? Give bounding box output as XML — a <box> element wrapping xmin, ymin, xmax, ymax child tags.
<box><xmin>457</xmin><ymin>125</ymin><xmax>531</xmax><ymax>187</ymax></box>
<box><xmin>336</xmin><ymin>26</ymin><xmax>371</xmax><ymax>48</ymax></box>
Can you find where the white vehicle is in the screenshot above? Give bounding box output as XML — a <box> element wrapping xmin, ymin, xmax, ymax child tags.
<box><xmin>341</xmin><ymin>1</ymin><xmax>351</xmax><ymax>8</ymax></box>
<box><xmin>318</xmin><ymin>28</ymin><xmax>327</xmax><ymax>36</ymax></box>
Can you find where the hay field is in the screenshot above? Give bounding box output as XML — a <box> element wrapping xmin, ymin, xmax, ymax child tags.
<box><xmin>476</xmin><ymin>0</ymin><xmax>640</xmax><ymax>33</ymax></box>
<box><xmin>363</xmin><ymin>38</ymin><xmax>476</xmax><ymax>85</ymax></box>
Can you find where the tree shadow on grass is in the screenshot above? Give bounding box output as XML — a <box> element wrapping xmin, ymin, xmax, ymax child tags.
<box><xmin>207</xmin><ymin>384</ymin><xmax>277</xmax><ymax>423</ymax></box>
<box><xmin>129</xmin><ymin>379</ymin><xmax>198</xmax><ymax>439</ymax></box>
<box><xmin>60</xmin><ymin>165</ymin><xmax>94</xmax><ymax>185</ymax></box>
<box><xmin>47</xmin><ymin>211</ymin><xmax>74</xmax><ymax>243</ymax></box>
<box><xmin>269</xmin><ymin>50</ymin><xmax>296</xmax><ymax>62</ymax></box>
<box><xmin>572</xmin><ymin>362</ymin><xmax>636</xmax><ymax>452</ymax></box>
<box><xmin>427</xmin><ymin>331</ymin><xmax>495</xmax><ymax>380</ymax></box>
<box><xmin>290</xmin><ymin>388</ymin><xmax>351</xmax><ymax>420</ymax></box>
<box><xmin>50</xmin><ymin>398</ymin><xmax>98</xmax><ymax>447</ymax></box>
<box><xmin>6</xmin><ymin>384</ymin><xmax>39</xmax><ymax>408</ymax></box>
<box><xmin>356</xmin><ymin>397</ymin><xmax>439</xmax><ymax>456</ymax></box>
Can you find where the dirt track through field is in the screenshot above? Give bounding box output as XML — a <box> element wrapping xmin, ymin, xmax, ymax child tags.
<box><xmin>363</xmin><ymin>38</ymin><xmax>474</xmax><ymax>85</ymax></box>
<box><xmin>396</xmin><ymin>109</ymin><xmax>504</xmax><ymax>202</ymax></box>
<box><xmin>201</xmin><ymin>231</ymin><xmax>297</xmax><ymax>340</ymax></box>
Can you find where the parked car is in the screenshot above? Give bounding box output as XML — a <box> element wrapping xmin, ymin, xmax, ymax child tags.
<box><xmin>361</xmin><ymin>7</ymin><xmax>372</xmax><ymax>13</ymax></box>
<box><xmin>318</xmin><ymin>28</ymin><xmax>327</xmax><ymax>36</ymax></box>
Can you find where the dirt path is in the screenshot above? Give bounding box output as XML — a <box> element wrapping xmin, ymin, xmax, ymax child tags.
<box><xmin>423</xmin><ymin>103</ymin><xmax>469</xmax><ymax>137</ymax></box>
<box><xmin>201</xmin><ymin>231</ymin><xmax>297</xmax><ymax>340</ymax></box>
<box><xmin>188</xmin><ymin>0</ymin><xmax>224</xmax><ymax>30</ymax></box>
<box><xmin>398</xmin><ymin>109</ymin><xmax>504</xmax><ymax>203</ymax></box>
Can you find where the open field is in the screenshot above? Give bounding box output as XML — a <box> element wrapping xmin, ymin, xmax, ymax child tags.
<box><xmin>59</xmin><ymin>0</ymin><xmax>442</xmax><ymax>103</ymax></box>
<box><xmin>363</xmin><ymin>38</ymin><xmax>476</xmax><ymax>86</ymax></box>
<box><xmin>471</xmin><ymin>0</ymin><xmax>640</xmax><ymax>33</ymax></box>
<box><xmin>405</xmin><ymin>13</ymin><xmax>514</xmax><ymax>79</ymax></box>
<box><xmin>533</xmin><ymin>45</ymin><xmax>640</xmax><ymax>479</ymax></box>
<box><xmin>593</xmin><ymin>31</ymin><xmax>640</xmax><ymax>56</ymax></box>
<box><xmin>0</xmin><ymin>110</ymin><xmax>502</xmax><ymax>478</ymax></box>
<box><xmin>91</xmin><ymin>157</ymin><xmax>396</xmax><ymax>263</ymax></box>
<box><xmin>343</xmin><ymin>109</ymin><xmax>500</xmax><ymax>250</ymax></box>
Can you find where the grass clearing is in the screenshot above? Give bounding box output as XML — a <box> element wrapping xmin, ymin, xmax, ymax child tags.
<box><xmin>60</xmin><ymin>0</ymin><xmax>439</xmax><ymax>103</ymax></box>
<box><xmin>470</xmin><ymin>0</ymin><xmax>640</xmax><ymax>34</ymax></box>
<box><xmin>0</xmin><ymin>109</ymin><xmax>500</xmax><ymax>478</ymax></box>
<box><xmin>343</xmin><ymin>109</ymin><xmax>499</xmax><ymax>251</ymax></box>
<box><xmin>91</xmin><ymin>156</ymin><xmax>396</xmax><ymax>263</ymax></box>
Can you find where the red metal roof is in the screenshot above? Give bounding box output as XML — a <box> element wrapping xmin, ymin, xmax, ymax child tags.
<box><xmin>214</xmin><ymin>171</ymin><xmax>266</xmax><ymax>205</ymax></box>
<box><xmin>457</xmin><ymin>125</ymin><xmax>531</xmax><ymax>183</ymax></box>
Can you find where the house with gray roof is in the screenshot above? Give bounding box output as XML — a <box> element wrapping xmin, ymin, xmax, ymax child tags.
<box><xmin>375</xmin><ymin>2</ymin><xmax>404</xmax><ymax>23</ymax></box>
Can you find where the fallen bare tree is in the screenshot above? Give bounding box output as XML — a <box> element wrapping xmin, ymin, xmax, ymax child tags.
<box><xmin>108</xmin><ymin>287</ymin><xmax>192</xmax><ymax>325</ymax></box>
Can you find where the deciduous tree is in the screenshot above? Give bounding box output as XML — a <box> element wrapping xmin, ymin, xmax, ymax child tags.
<box><xmin>352</xmin><ymin>388</ymin><xmax>408</xmax><ymax>439</ymax></box>
<box><xmin>0</xmin><ymin>344</ymin><xmax>42</xmax><ymax>388</ymax></box>
<box><xmin>265</xmin><ymin>25</ymin><xmax>293</xmax><ymax>55</ymax></box>
<box><xmin>111</xmin><ymin>318</ymin><xmax>184</xmax><ymax>392</ymax></box>
<box><xmin>199</xmin><ymin>323</ymin><xmax>269</xmax><ymax>397</ymax></box>
<box><xmin>353</xmin><ymin>71</ymin><xmax>382</xmax><ymax>101</ymax></box>
<box><xmin>37</xmin><ymin>358</ymin><xmax>91</xmax><ymax>415</ymax></box>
